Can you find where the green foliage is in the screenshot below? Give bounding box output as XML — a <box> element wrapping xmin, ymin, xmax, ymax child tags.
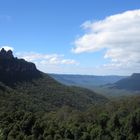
<box><xmin>0</xmin><ymin>129</ymin><xmax>4</xmax><ymax>140</ymax></box>
<box><xmin>0</xmin><ymin>95</ymin><xmax>140</xmax><ymax>140</ymax></box>
<box><xmin>0</xmin><ymin>74</ymin><xmax>140</xmax><ymax>139</ymax></box>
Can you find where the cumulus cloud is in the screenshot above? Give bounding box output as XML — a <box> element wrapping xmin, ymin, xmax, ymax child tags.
<box><xmin>16</xmin><ymin>52</ymin><xmax>78</xmax><ymax>65</ymax></box>
<box><xmin>0</xmin><ymin>46</ymin><xmax>78</xmax><ymax>73</ymax></box>
<box><xmin>72</xmin><ymin>9</ymin><xmax>140</xmax><ymax>71</ymax></box>
<box><xmin>0</xmin><ymin>46</ymin><xmax>14</xmax><ymax>51</ymax></box>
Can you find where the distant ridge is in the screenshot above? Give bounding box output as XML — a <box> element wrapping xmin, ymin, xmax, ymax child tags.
<box><xmin>50</xmin><ymin>74</ymin><xmax>126</xmax><ymax>87</ymax></box>
<box><xmin>113</xmin><ymin>73</ymin><xmax>140</xmax><ymax>91</ymax></box>
<box><xmin>0</xmin><ymin>48</ymin><xmax>41</xmax><ymax>85</ymax></box>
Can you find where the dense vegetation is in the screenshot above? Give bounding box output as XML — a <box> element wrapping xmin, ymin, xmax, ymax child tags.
<box><xmin>0</xmin><ymin>74</ymin><xmax>108</xmax><ymax>139</ymax></box>
<box><xmin>0</xmin><ymin>74</ymin><xmax>139</xmax><ymax>140</ymax></box>
<box><xmin>0</xmin><ymin>49</ymin><xmax>140</xmax><ymax>140</ymax></box>
<box><xmin>0</xmin><ymin>74</ymin><xmax>107</xmax><ymax>112</ymax></box>
<box><xmin>0</xmin><ymin>92</ymin><xmax>140</xmax><ymax>140</ymax></box>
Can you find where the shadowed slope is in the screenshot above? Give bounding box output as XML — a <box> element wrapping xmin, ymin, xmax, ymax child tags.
<box><xmin>113</xmin><ymin>73</ymin><xmax>140</xmax><ymax>91</ymax></box>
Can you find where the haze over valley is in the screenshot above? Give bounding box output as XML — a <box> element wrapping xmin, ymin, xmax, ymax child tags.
<box><xmin>0</xmin><ymin>0</ymin><xmax>140</xmax><ymax>140</ymax></box>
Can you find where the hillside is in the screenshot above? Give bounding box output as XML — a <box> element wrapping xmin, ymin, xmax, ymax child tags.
<box><xmin>1</xmin><ymin>84</ymin><xmax>140</xmax><ymax>140</ymax></box>
<box><xmin>112</xmin><ymin>73</ymin><xmax>140</xmax><ymax>91</ymax></box>
<box><xmin>0</xmin><ymin>48</ymin><xmax>107</xmax><ymax>111</ymax></box>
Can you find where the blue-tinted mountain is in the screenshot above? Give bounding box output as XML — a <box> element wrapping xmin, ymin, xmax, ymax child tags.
<box><xmin>50</xmin><ymin>74</ymin><xmax>126</xmax><ymax>88</ymax></box>
<box><xmin>112</xmin><ymin>73</ymin><xmax>140</xmax><ymax>91</ymax></box>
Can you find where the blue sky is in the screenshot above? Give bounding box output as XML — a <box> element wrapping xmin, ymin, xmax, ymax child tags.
<box><xmin>0</xmin><ymin>0</ymin><xmax>140</xmax><ymax>75</ymax></box>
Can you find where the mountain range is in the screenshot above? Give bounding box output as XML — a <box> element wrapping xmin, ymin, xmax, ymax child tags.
<box><xmin>0</xmin><ymin>48</ymin><xmax>107</xmax><ymax>112</ymax></box>
<box><xmin>50</xmin><ymin>73</ymin><xmax>140</xmax><ymax>92</ymax></box>
<box><xmin>50</xmin><ymin>73</ymin><xmax>126</xmax><ymax>87</ymax></box>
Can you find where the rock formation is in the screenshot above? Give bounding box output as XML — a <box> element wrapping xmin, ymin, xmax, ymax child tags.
<box><xmin>0</xmin><ymin>48</ymin><xmax>41</xmax><ymax>85</ymax></box>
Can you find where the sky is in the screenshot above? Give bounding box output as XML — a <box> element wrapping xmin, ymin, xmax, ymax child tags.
<box><xmin>0</xmin><ymin>0</ymin><xmax>140</xmax><ymax>75</ymax></box>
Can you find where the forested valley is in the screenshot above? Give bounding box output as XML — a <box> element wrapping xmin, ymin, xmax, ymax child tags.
<box><xmin>0</xmin><ymin>49</ymin><xmax>140</xmax><ymax>140</ymax></box>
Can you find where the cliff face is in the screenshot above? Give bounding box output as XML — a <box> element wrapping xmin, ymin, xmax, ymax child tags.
<box><xmin>0</xmin><ymin>48</ymin><xmax>41</xmax><ymax>85</ymax></box>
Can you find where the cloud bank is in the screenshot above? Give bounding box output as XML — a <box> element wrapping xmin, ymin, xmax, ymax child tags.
<box><xmin>0</xmin><ymin>46</ymin><xmax>78</xmax><ymax>73</ymax></box>
<box><xmin>15</xmin><ymin>52</ymin><xmax>78</xmax><ymax>74</ymax></box>
<box><xmin>16</xmin><ymin>52</ymin><xmax>77</xmax><ymax>65</ymax></box>
<box><xmin>72</xmin><ymin>9</ymin><xmax>140</xmax><ymax>71</ymax></box>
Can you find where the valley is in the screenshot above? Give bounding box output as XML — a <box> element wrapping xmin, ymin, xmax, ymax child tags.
<box><xmin>0</xmin><ymin>49</ymin><xmax>139</xmax><ymax>140</ymax></box>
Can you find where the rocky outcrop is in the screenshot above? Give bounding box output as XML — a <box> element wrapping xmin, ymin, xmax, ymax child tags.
<box><xmin>0</xmin><ymin>48</ymin><xmax>42</xmax><ymax>85</ymax></box>
<box><xmin>0</xmin><ymin>48</ymin><xmax>14</xmax><ymax>59</ymax></box>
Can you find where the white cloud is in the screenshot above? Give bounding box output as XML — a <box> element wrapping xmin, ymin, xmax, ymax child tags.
<box><xmin>15</xmin><ymin>52</ymin><xmax>78</xmax><ymax>74</ymax></box>
<box><xmin>72</xmin><ymin>9</ymin><xmax>140</xmax><ymax>71</ymax></box>
<box><xmin>0</xmin><ymin>46</ymin><xmax>14</xmax><ymax>51</ymax></box>
<box><xmin>0</xmin><ymin>47</ymin><xmax>79</xmax><ymax>74</ymax></box>
<box><xmin>16</xmin><ymin>52</ymin><xmax>78</xmax><ymax>66</ymax></box>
